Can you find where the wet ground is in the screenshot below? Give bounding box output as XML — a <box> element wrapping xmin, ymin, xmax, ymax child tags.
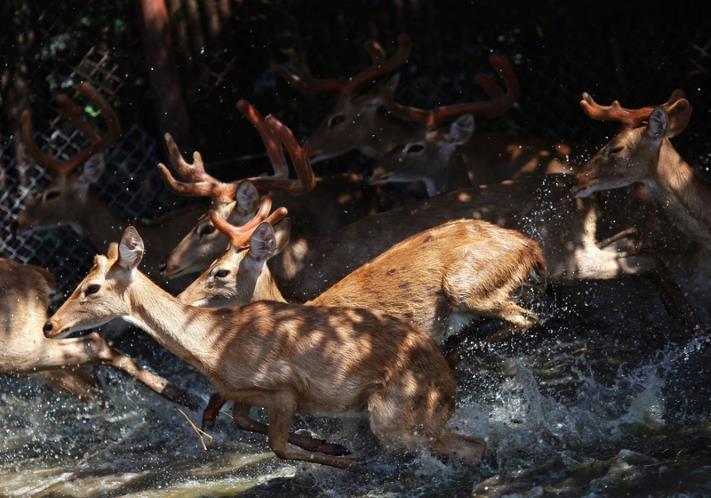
<box><xmin>1</xmin><ymin>271</ymin><xmax>710</xmax><ymax>497</ymax></box>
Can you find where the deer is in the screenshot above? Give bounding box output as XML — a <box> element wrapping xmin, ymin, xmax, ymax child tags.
<box><xmin>0</xmin><ymin>257</ymin><xmax>199</xmax><ymax>409</ymax></box>
<box><xmin>17</xmin><ymin>82</ymin><xmax>206</xmax><ymax>287</ymax></box>
<box><xmin>275</xmin><ymin>34</ymin><xmax>572</xmax><ymax>196</ymax></box>
<box><xmin>157</xmin><ymin>100</ymin><xmax>388</xmax><ymax>280</ymax></box>
<box><xmin>573</xmin><ymin>89</ymin><xmax>711</xmax><ymax>251</ymax></box>
<box><xmin>178</xmin><ymin>198</ymin><xmax>547</xmax><ymax>427</ymax></box>
<box><xmin>180</xmin><ymin>197</ymin><xmax>546</xmax><ymax>344</ymax></box>
<box><xmin>44</xmin><ymin>225</ymin><xmax>488</xmax><ymax>470</ymax></box>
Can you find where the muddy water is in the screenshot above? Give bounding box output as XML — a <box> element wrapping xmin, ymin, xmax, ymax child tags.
<box><xmin>1</xmin><ymin>276</ymin><xmax>710</xmax><ymax>496</ymax></box>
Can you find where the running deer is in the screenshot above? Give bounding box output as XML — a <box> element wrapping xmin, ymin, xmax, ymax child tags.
<box><xmin>276</xmin><ymin>35</ymin><xmax>571</xmax><ymax>195</ymax></box>
<box><xmin>45</xmin><ymin>226</ymin><xmax>488</xmax><ymax>469</ymax></box>
<box><xmin>157</xmin><ymin>102</ymin><xmax>385</xmax><ymax>279</ymax></box>
<box><xmin>179</xmin><ymin>203</ymin><xmax>546</xmax><ymax>426</ymax></box>
<box><xmin>17</xmin><ymin>82</ymin><xmax>206</xmax><ymax>285</ymax></box>
<box><xmin>0</xmin><ymin>257</ymin><xmax>199</xmax><ymax>408</ymax></box>
<box><xmin>180</xmin><ymin>197</ymin><xmax>546</xmax><ymax>344</ymax></box>
<box><xmin>573</xmin><ymin>89</ymin><xmax>711</xmax><ymax>250</ymax></box>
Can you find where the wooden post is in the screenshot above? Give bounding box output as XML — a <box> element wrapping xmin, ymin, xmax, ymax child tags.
<box><xmin>136</xmin><ymin>0</ymin><xmax>191</xmax><ymax>146</ymax></box>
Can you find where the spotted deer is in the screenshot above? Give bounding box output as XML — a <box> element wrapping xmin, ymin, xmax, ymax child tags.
<box><xmin>179</xmin><ymin>199</ymin><xmax>546</xmax><ymax>427</ymax></box>
<box><xmin>157</xmin><ymin>102</ymin><xmax>385</xmax><ymax>279</ymax></box>
<box><xmin>17</xmin><ymin>82</ymin><xmax>206</xmax><ymax>286</ymax></box>
<box><xmin>276</xmin><ymin>35</ymin><xmax>572</xmax><ymax>195</ymax></box>
<box><xmin>45</xmin><ymin>226</ymin><xmax>488</xmax><ymax>469</ymax></box>
<box><xmin>180</xmin><ymin>196</ymin><xmax>546</xmax><ymax>343</ymax></box>
<box><xmin>573</xmin><ymin>89</ymin><xmax>711</xmax><ymax>250</ymax></box>
<box><xmin>0</xmin><ymin>257</ymin><xmax>199</xmax><ymax>408</ymax></box>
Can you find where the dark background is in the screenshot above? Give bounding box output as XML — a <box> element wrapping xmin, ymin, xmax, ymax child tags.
<box><xmin>1</xmin><ymin>0</ymin><xmax>709</xmax><ymax>296</ymax></box>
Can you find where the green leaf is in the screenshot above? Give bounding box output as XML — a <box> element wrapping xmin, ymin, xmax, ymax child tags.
<box><xmin>84</xmin><ymin>105</ymin><xmax>101</xmax><ymax>118</ymax></box>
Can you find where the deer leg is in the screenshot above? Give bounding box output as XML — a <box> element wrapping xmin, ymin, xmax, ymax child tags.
<box><xmin>31</xmin><ymin>369</ymin><xmax>100</xmax><ymax>402</ymax></box>
<box><xmin>40</xmin><ymin>333</ymin><xmax>201</xmax><ymax>409</ymax></box>
<box><xmin>266</xmin><ymin>391</ymin><xmax>360</xmax><ymax>470</ymax></box>
<box><xmin>202</xmin><ymin>392</ymin><xmax>228</xmax><ymax>428</ymax></box>
<box><xmin>646</xmin><ymin>268</ymin><xmax>706</xmax><ymax>334</ymax></box>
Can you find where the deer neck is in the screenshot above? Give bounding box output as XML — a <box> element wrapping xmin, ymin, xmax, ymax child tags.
<box><xmin>253</xmin><ymin>264</ymin><xmax>288</xmax><ymax>304</ymax></box>
<box><xmin>363</xmin><ymin>115</ymin><xmax>421</xmax><ymax>157</ymax></box>
<box><xmin>124</xmin><ymin>272</ymin><xmax>229</xmax><ymax>372</ymax></box>
<box><xmin>78</xmin><ymin>192</ymin><xmax>126</xmax><ymax>249</ymax></box>
<box><xmin>649</xmin><ymin>140</ymin><xmax>711</xmax><ymax>247</ymax></box>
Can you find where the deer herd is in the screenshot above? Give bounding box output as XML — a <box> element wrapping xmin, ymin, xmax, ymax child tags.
<box><xmin>2</xmin><ymin>34</ymin><xmax>709</xmax><ymax>471</ymax></box>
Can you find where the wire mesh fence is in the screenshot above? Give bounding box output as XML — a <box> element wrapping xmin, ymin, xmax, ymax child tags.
<box><xmin>2</xmin><ymin>0</ymin><xmax>710</xmax><ymax>306</ymax></box>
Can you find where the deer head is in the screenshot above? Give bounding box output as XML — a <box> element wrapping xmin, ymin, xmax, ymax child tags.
<box><xmin>158</xmin><ymin>103</ymin><xmax>313</xmax><ymax>278</ymax></box>
<box><xmin>274</xmin><ymin>34</ymin><xmax>412</xmax><ymax>162</ymax></box>
<box><xmin>573</xmin><ymin>90</ymin><xmax>692</xmax><ymax>198</ymax></box>
<box><xmin>43</xmin><ymin>228</ymin><xmax>144</xmax><ymax>339</ymax></box>
<box><xmin>17</xmin><ymin>83</ymin><xmax>121</xmax><ymax>232</ymax></box>
<box><xmin>178</xmin><ymin>199</ymin><xmax>289</xmax><ymax>307</ymax></box>
<box><xmin>369</xmin><ymin>113</ymin><xmax>475</xmax><ymax>196</ymax></box>
<box><xmin>366</xmin><ymin>53</ymin><xmax>519</xmax><ymax>196</ymax></box>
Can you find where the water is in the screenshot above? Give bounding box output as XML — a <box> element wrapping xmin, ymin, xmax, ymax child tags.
<box><xmin>1</xmin><ymin>277</ymin><xmax>710</xmax><ymax>497</ymax></box>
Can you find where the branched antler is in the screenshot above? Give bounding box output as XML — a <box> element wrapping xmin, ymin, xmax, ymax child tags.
<box><xmin>274</xmin><ymin>34</ymin><xmax>412</xmax><ymax>101</ymax></box>
<box><xmin>579</xmin><ymin>89</ymin><xmax>686</xmax><ymax>127</ymax></box>
<box><xmin>158</xmin><ymin>105</ymin><xmax>317</xmax><ymax>203</ymax></box>
<box><xmin>21</xmin><ymin>83</ymin><xmax>121</xmax><ymax>174</ymax></box>
<box><xmin>209</xmin><ymin>195</ymin><xmax>288</xmax><ymax>248</ymax></box>
<box><xmin>383</xmin><ymin>53</ymin><xmax>520</xmax><ymax>129</ymax></box>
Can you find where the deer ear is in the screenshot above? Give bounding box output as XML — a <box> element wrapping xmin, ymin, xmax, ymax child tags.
<box><xmin>379</xmin><ymin>73</ymin><xmax>401</xmax><ymax>97</ymax></box>
<box><xmin>236</xmin><ymin>181</ymin><xmax>259</xmax><ymax>213</ymax></box>
<box><xmin>665</xmin><ymin>98</ymin><xmax>692</xmax><ymax>138</ymax></box>
<box><xmin>117</xmin><ymin>226</ymin><xmax>144</xmax><ymax>275</ymax></box>
<box><xmin>444</xmin><ymin>114</ymin><xmax>475</xmax><ymax>145</ymax></box>
<box><xmin>106</xmin><ymin>242</ymin><xmax>119</xmax><ymax>260</ymax></box>
<box><xmin>273</xmin><ymin>217</ymin><xmax>291</xmax><ymax>253</ymax></box>
<box><xmin>646</xmin><ymin>108</ymin><xmax>668</xmax><ymax>140</ymax></box>
<box><xmin>76</xmin><ymin>155</ymin><xmax>105</xmax><ymax>192</ymax></box>
<box><xmin>249</xmin><ymin>222</ymin><xmax>277</xmax><ymax>262</ymax></box>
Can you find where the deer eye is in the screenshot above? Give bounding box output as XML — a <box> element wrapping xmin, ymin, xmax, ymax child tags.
<box><xmin>85</xmin><ymin>284</ymin><xmax>101</xmax><ymax>295</ymax></box>
<box><xmin>328</xmin><ymin>115</ymin><xmax>345</xmax><ymax>128</ymax></box>
<box><xmin>198</xmin><ymin>224</ymin><xmax>216</xmax><ymax>237</ymax></box>
<box><xmin>43</xmin><ymin>190</ymin><xmax>60</xmax><ymax>202</ymax></box>
<box><xmin>608</xmin><ymin>146</ymin><xmax>624</xmax><ymax>155</ymax></box>
<box><xmin>404</xmin><ymin>143</ymin><xmax>425</xmax><ymax>154</ymax></box>
<box><xmin>214</xmin><ymin>269</ymin><xmax>230</xmax><ymax>278</ymax></box>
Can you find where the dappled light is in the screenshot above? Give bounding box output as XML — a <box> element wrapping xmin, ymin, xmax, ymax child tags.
<box><xmin>2</xmin><ymin>1</ymin><xmax>711</xmax><ymax>496</ymax></box>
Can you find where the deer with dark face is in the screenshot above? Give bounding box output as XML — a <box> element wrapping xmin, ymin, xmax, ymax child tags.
<box><xmin>45</xmin><ymin>225</ymin><xmax>488</xmax><ymax>469</ymax></box>
<box><xmin>17</xmin><ymin>83</ymin><xmax>206</xmax><ymax>287</ymax></box>
<box><xmin>0</xmin><ymin>257</ymin><xmax>199</xmax><ymax>409</ymax></box>
<box><xmin>574</xmin><ymin>90</ymin><xmax>711</xmax><ymax>250</ymax></box>
<box><xmin>277</xmin><ymin>35</ymin><xmax>572</xmax><ymax>196</ymax></box>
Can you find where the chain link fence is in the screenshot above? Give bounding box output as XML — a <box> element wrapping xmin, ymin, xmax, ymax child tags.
<box><xmin>1</xmin><ymin>0</ymin><xmax>710</xmax><ymax>305</ymax></box>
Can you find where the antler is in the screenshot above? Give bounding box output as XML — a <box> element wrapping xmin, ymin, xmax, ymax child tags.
<box><xmin>158</xmin><ymin>107</ymin><xmax>317</xmax><ymax>202</ymax></box>
<box><xmin>209</xmin><ymin>196</ymin><xmax>289</xmax><ymax>248</ymax></box>
<box><xmin>383</xmin><ymin>53</ymin><xmax>520</xmax><ymax>129</ymax></box>
<box><xmin>21</xmin><ymin>82</ymin><xmax>121</xmax><ymax>175</ymax></box>
<box><xmin>579</xmin><ymin>89</ymin><xmax>686</xmax><ymax>127</ymax></box>
<box><xmin>273</xmin><ymin>33</ymin><xmax>412</xmax><ymax>100</ymax></box>
<box><xmin>236</xmin><ymin>100</ymin><xmax>288</xmax><ymax>178</ymax></box>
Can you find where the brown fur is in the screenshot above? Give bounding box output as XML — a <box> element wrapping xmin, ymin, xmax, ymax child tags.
<box><xmin>181</xmin><ymin>219</ymin><xmax>546</xmax><ymax>343</ymax></box>
<box><xmin>576</xmin><ymin>126</ymin><xmax>711</xmax><ymax>250</ymax></box>
<box><xmin>162</xmin><ymin>173</ymin><xmax>388</xmax><ymax>279</ymax></box>
<box><xmin>47</xmin><ymin>229</ymin><xmax>487</xmax><ymax>469</ymax></box>
<box><xmin>270</xmin><ymin>174</ymin><xmax>661</xmax><ymax>301</ymax></box>
<box><xmin>0</xmin><ymin>257</ymin><xmax>199</xmax><ymax>408</ymax></box>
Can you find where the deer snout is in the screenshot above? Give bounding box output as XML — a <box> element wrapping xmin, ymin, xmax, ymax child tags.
<box><xmin>43</xmin><ymin>319</ymin><xmax>69</xmax><ymax>339</ymax></box>
<box><xmin>43</xmin><ymin>320</ymin><xmax>55</xmax><ymax>337</ymax></box>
